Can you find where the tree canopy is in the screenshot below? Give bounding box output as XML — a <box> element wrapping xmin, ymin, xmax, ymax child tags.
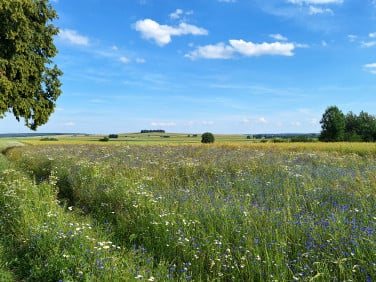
<box><xmin>320</xmin><ymin>106</ymin><xmax>376</xmax><ymax>142</ymax></box>
<box><xmin>201</xmin><ymin>132</ymin><xmax>215</xmax><ymax>144</ymax></box>
<box><xmin>0</xmin><ymin>0</ymin><xmax>62</xmax><ymax>130</ymax></box>
<box><xmin>319</xmin><ymin>106</ymin><xmax>345</xmax><ymax>142</ymax></box>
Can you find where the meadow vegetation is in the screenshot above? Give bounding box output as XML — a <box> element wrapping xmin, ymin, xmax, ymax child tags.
<box><xmin>0</xmin><ymin>139</ymin><xmax>375</xmax><ymax>281</ymax></box>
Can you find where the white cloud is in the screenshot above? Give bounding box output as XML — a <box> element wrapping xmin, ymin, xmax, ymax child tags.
<box><xmin>364</xmin><ymin>63</ymin><xmax>376</xmax><ymax>74</ymax></box>
<box><xmin>361</xmin><ymin>41</ymin><xmax>376</xmax><ymax>47</ymax></box>
<box><xmin>321</xmin><ymin>40</ymin><xmax>328</xmax><ymax>47</ymax></box>
<box><xmin>185</xmin><ymin>43</ymin><xmax>234</xmax><ymax>60</ymax></box>
<box><xmin>348</xmin><ymin>34</ymin><xmax>357</xmax><ymax>42</ymax></box>
<box><xmin>229</xmin><ymin>39</ymin><xmax>295</xmax><ymax>56</ymax></box>
<box><xmin>58</xmin><ymin>29</ymin><xmax>89</xmax><ymax>46</ymax></box>
<box><xmin>308</xmin><ymin>5</ymin><xmax>333</xmax><ymax>15</ymax></box>
<box><xmin>257</xmin><ymin>117</ymin><xmax>268</xmax><ymax>124</ymax></box>
<box><xmin>170</xmin><ymin>9</ymin><xmax>183</xmax><ymax>19</ymax></box>
<box><xmin>120</xmin><ymin>56</ymin><xmax>130</xmax><ymax>64</ymax></box>
<box><xmin>287</xmin><ymin>0</ymin><xmax>343</xmax><ymax>4</ymax></box>
<box><xmin>295</xmin><ymin>43</ymin><xmax>309</xmax><ymax>48</ymax></box>
<box><xmin>269</xmin><ymin>34</ymin><xmax>288</xmax><ymax>41</ymax></box>
<box><xmin>186</xmin><ymin>39</ymin><xmax>296</xmax><ymax>60</ymax></box>
<box><xmin>134</xmin><ymin>19</ymin><xmax>208</xmax><ymax>46</ymax></box>
<box><xmin>369</xmin><ymin>32</ymin><xmax>376</xmax><ymax>38</ymax></box>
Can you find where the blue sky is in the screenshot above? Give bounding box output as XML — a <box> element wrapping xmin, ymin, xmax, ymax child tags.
<box><xmin>2</xmin><ymin>0</ymin><xmax>376</xmax><ymax>134</ymax></box>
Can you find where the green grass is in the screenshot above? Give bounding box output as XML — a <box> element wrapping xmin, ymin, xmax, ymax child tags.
<box><xmin>0</xmin><ymin>141</ymin><xmax>375</xmax><ymax>281</ymax></box>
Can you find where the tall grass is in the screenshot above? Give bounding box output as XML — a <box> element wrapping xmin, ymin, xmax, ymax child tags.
<box><xmin>2</xmin><ymin>143</ymin><xmax>376</xmax><ymax>281</ymax></box>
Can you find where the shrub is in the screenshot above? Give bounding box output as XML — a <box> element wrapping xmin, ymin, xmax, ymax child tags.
<box><xmin>40</xmin><ymin>137</ymin><xmax>58</xmax><ymax>141</ymax></box>
<box><xmin>99</xmin><ymin>137</ymin><xmax>109</xmax><ymax>142</ymax></box>
<box><xmin>201</xmin><ymin>132</ymin><xmax>215</xmax><ymax>144</ymax></box>
<box><xmin>108</xmin><ymin>134</ymin><xmax>119</xmax><ymax>138</ymax></box>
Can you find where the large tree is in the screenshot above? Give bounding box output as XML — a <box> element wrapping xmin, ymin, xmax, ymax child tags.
<box><xmin>319</xmin><ymin>106</ymin><xmax>345</xmax><ymax>142</ymax></box>
<box><xmin>0</xmin><ymin>0</ymin><xmax>62</xmax><ymax>130</ymax></box>
<box><xmin>357</xmin><ymin>111</ymin><xmax>376</xmax><ymax>142</ymax></box>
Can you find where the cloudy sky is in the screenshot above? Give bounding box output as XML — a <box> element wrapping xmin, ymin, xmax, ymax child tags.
<box><xmin>2</xmin><ymin>0</ymin><xmax>376</xmax><ymax>134</ymax></box>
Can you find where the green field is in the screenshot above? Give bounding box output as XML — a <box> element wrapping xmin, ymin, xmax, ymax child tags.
<box><xmin>17</xmin><ymin>132</ymin><xmax>255</xmax><ymax>145</ymax></box>
<box><xmin>0</xmin><ymin>138</ymin><xmax>375</xmax><ymax>281</ymax></box>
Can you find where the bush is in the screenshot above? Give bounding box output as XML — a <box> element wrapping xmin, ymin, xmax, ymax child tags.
<box><xmin>201</xmin><ymin>132</ymin><xmax>215</xmax><ymax>144</ymax></box>
<box><xmin>108</xmin><ymin>134</ymin><xmax>119</xmax><ymax>138</ymax></box>
<box><xmin>40</xmin><ymin>137</ymin><xmax>58</xmax><ymax>141</ymax></box>
<box><xmin>99</xmin><ymin>137</ymin><xmax>109</xmax><ymax>142</ymax></box>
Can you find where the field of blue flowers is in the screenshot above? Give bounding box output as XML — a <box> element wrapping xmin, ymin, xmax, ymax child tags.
<box><xmin>0</xmin><ymin>143</ymin><xmax>375</xmax><ymax>281</ymax></box>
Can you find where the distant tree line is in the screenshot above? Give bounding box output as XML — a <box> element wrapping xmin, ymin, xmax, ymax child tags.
<box><xmin>320</xmin><ymin>106</ymin><xmax>376</xmax><ymax>142</ymax></box>
<box><xmin>140</xmin><ymin>130</ymin><xmax>165</xmax><ymax>134</ymax></box>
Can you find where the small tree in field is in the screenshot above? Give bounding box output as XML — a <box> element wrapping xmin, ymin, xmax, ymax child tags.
<box><xmin>201</xmin><ymin>132</ymin><xmax>215</xmax><ymax>144</ymax></box>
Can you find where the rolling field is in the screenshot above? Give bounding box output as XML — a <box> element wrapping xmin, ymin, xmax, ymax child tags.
<box><xmin>0</xmin><ymin>139</ymin><xmax>375</xmax><ymax>281</ymax></box>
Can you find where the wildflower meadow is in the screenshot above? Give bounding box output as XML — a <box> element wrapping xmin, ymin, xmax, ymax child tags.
<box><xmin>0</xmin><ymin>142</ymin><xmax>375</xmax><ymax>281</ymax></box>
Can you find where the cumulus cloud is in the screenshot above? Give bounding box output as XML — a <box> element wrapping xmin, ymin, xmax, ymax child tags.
<box><xmin>361</xmin><ymin>41</ymin><xmax>376</xmax><ymax>47</ymax></box>
<box><xmin>308</xmin><ymin>5</ymin><xmax>333</xmax><ymax>14</ymax></box>
<box><xmin>119</xmin><ymin>56</ymin><xmax>130</xmax><ymax>64</ymax></box>
<box><xmin>288</xmin><ymin>0</ymin><xmax>342</xmax><ymax>16</ymax></box>
<box><xmin>230</xmin><ymin>40</ymin><xmax>295</xmax><ymax>56</ymax></box>
<box><xmin>186</xmin><ymin>40</ymin><xmax>296</xmax><ymax>60</ymax></box>
<box><xmin>170</xmin><ymin>9</ymin><xmax>183</xmax><ymax>19</ymax></box>
<box><xmin>269</xmin><ymin>34</ymin><xmax>288</xmax><ymax>41</ymax></box>
<box><xmin>58</xmin><ymin>29</ymin><xmax>89</xmax><ymax>46</ymax></box>
<box><xmin>364</xmin><ymin>63</ymin><xmax>376</xmax><ymax>74</ymax></box>
<box><xmin>185</xmin><ymin>43</ymin><xmax>234</xmax><ymax>60</ymax></box>
<box><xmin>134</xmin><ymin>19</ymin><xmax>208</xmax><ymax>46</ymax></box>
<box><xmin>369</xmin><ymin>32</ymin><xmax>376</xmax><ymax>38</ymax></box>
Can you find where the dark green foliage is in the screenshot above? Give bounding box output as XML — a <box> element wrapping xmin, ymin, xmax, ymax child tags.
<box><xmin>0</xmin><ymin>0</ymin><xmax>62</xmax><ymax>130</ymax></box>
<box><xmin>99</xmin><ymin>137</ymin><xmax>109</xmax><ymax>142</ymax></box>
<box><xmin>201</xmin><ymin>132</ymin><xmax>215</xmax><ymax>143</ymax></box>
<box><xmin>108</xmin><ymin>134</ymin><xmax>119</xmax><ymax>138</ymax></box>
<box><xmin>40</xmin><ymin>137</ymin><xmax>58</xmax><ymax>141</ymax></box>
<box><xmin>319</xmin><ymin>106</ymin><xmax>345</xmax><ymax>142</ymax></box>
<box><xmin>356</xmin><ymin>111</ymin><xmax>376</xmax><ymax>142</ymax></box>
<box><xmin>321</xmin><ymin>106</ymin><xmax>376</xmax><ymax>142</ymax></box>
